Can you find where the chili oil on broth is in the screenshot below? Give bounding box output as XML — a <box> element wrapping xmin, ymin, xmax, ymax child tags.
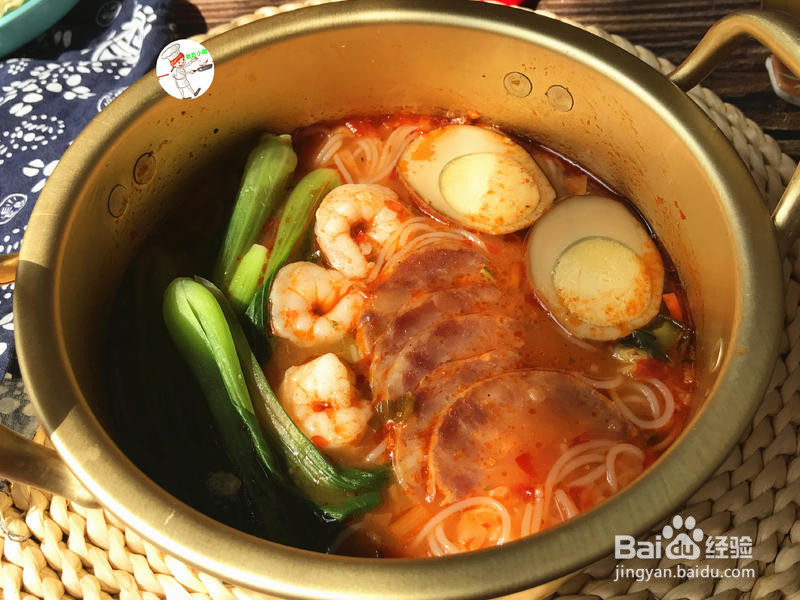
<box><xmin>264</xmin><ymin>114</ymin><xmax>695</xmax><ymax>558</ymax></box>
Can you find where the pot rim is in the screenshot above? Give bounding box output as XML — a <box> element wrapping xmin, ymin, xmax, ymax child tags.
<box><xmin>15</xmin><ymin>1</ymin><xmax>784</xmax><ymax>599</ymax></box>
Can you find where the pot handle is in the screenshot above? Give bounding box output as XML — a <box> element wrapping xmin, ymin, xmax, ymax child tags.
<box><xmin>0</xmin><ymin>252</ymin><xmax>18</xmax><ymax>285</ymax></box>
<box><xmin>0</xmin><ymin>252</ymin><xmax>99</xmax><ymax>507</ymax></box>
<box><xmin>0</xmin><ymin>426</ymin><xmax>100</xmax><ymax>508</ymax></box>
<box><xmin>668</xmin><ymin>9</ymin><xmax>800</xmax><ymax>255</ymax></box>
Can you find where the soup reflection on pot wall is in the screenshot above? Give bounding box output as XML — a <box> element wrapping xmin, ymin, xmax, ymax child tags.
<box><xmin>5</xmin><ymin>3</ymin><xmax>798</xmax><ymax>599</ymax></box>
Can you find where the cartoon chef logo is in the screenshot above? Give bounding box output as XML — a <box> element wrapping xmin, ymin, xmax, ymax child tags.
<box><xmin>156</xmin><ymin>39</ymin><xmax>214</xmax><ymax>99</ymax></box>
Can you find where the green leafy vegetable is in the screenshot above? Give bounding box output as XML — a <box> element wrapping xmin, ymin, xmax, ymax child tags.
<box><xmin>213</xmin><ymin>134</ymin><xmax>297</xmax><ymax>288</ymax></box>
<box><xmin>163</xmin><ymin>277</ymin><xmax>297</xmax><ymax>541</ymax></box>
<box><xmin>245</xmin><ymin>168</ymin><xmax>341</xmax><ymax>348</ymax></box>
<box><xmin>621</xmin><ymin>329</ymin><xmax>666</xmax><ymax>361</ymax></box>
<box><xmin>227</xmin><ymin>243</ymin><xmax>269</xmax><ymax>313</ymax></box>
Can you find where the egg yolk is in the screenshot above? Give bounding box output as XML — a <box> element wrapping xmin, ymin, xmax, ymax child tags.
<box><xmin>439</xmin><ymin>152</ymin><xmax>541</xmax><ymax>230</ymax></box>
<box><xmin>552</xmin><ymin>237</ymin><xmax>650</xmax><ymax>327</ymax></box>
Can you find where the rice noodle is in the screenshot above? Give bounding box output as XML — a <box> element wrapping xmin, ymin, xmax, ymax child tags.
<box><xmin>611</xmin><ymin>379</ymin><xmax>674</xmax><ymax>430</ymax></box>
<box><xmin>368</xmin><ymin>224</ymin><xmax>482</xmax><ymax>283</ymax></box>
<box><xmin>576</xmin><ymin>373</ymin><xmax>624</xmax><ymax>389</ymax></box>
<box><xmin>314</xmin><ymin>129</ymin><xmax>346</xmax><ymax>164</ymax></box>
<box><xmin>542</xmin><ymin>440</ymin><xmax>613</xmax><ymax>523</ymax></box>
<box><xmin>411</xmin><ymin>496</ymin><xmax>511</xmax><ymax>550</ymax></box>
<box><xmin>428</xmin><ymin>532</ymin><xmax>444</xmax><ymax>557</ymax></box>
<box><xmin>647</xmin><ymin>377</ymin><xmax>676</xmax><ymax>414</ymax></box>
<box><xmin>530</xmin><ymin>492</ymin><xmax>545</xmax><ymax>535</ymax></box>
<box><xmin>433</xmin><ymin>523</ymin><xmax>458</xmax><ymax>554</ymax></box>
<box><xmin>520</xmin><ymin>502</ymin><xmax>534</xmax><ymax>538</ymax></box>
<box><xmin>567</xmin><ymin>464</ymin><xmax>606</xmax><ymax>487</ymax></box>
<box><xmin>519</xmin><ymin>488</ymin><xmax>545</xmax><ymax>539</ymax></box>
<box><xmin>309</xmin><ymin>122</ymin><xmax>491</xmax><ymax>284</ymax></box>
<box><xmin>367</xmin><ymin>125</ymin><xmax>421</xmax><ymax>183</ymax></box>
<box><xmin>332</xmin><ymin>153</ymin><xmax>354</xmax><ymax>184</ymax></box>
<box><xmin>544</xmin><ymin>441</ymin><xmax>614</xmax><ymax>491</ymax></box>
<box><xmin>541</xmin><ymin>440</ymin><xmax>648</xmax><ymax>526</ymax></box>
<box><xmin>578</xmin><ymin>372</ymin><xmax>676</xmax><ymax>432</ymax></box>
<box><xmin>557</xmin><ymin>453</ymin><xmax>607</xmax><ymax>484</ymax></box>
<box><xmin>605</xmin><ymin>443</ymin><xmax>645</xmax><ymax>492</ymax></box>
<box><xmin>384</xmin><ymin>231</ymin><xmax>469</xmax><ymax>272</ymax></box>
<box><xmin>629</xmin><ymin>381</ymin><xmax>661</xmax><ymax>416</ymax></box>
<box><xmin>366</xmin><ymin>218</ymin><xmax>437</xmax><ymax>281</ymax></box>
<box><xmin>553</xmin><ymin>489</ymin><xmax>579</xmax><ymax>520</ymax></box>
<box><xmin>364</xmin><ymin>438</ymin><xmax>388</xmax><ymax>463</ymax></box>
<box><xmin>451</xmin><ymin>227</ymin><xmax>488</xmax><ymax>252</ymax></box>
<box><xmin>310</xmin><ymin>123</ymin><xmax>422</xmax><ymax>185</ymax></box>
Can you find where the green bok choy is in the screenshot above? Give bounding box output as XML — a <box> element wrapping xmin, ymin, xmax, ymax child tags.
<box><xmin>163</xmin><ymin>277</ymin><xmax>386</xmax><ymax>533</ymax></box>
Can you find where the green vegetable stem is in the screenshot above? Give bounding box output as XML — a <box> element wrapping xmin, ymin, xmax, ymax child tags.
<box><xmin>245</xmin><ymin>168</ymin><xmax>341</xmax><ymax>350</ymax></box>
<box><xmin>213</xmin><ymin>134</ymin><xmax>297</xmax><ymax>289</ymax></box>
<box><xmin>227</xmin><ymin>243</ymin><xmax>269</xmax><ymax>313</ymax></box>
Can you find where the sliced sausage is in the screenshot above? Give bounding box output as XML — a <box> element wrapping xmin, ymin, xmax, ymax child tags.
<box><xmin>427</xmin><ymin>370</ymin><xmax>627</xmax><ymax>502</ymax></box>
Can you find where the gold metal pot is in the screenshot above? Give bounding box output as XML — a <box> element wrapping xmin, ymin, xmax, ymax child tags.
<box><xmin>2</xmin><ymin>2</ymin><xmax>800</xmax><ymax>598</ymax></box>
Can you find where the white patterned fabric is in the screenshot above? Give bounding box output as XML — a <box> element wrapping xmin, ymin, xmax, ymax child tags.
<box><xmin>0</xmin><ymin>0</ymin><xmax>171</xmax><ymax>389</ymax></box>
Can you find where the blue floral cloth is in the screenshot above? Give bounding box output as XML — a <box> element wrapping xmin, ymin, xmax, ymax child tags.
<box><xmin>0</xmin><ymin>0</ymin><xmax>172</xmax><ymax>435</ymax></box>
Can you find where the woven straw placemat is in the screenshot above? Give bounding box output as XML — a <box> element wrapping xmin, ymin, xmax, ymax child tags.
<box><xmin>2</xmin><ymin>3</ymin><xmax>799</xmax><ymax>600</ymax></box>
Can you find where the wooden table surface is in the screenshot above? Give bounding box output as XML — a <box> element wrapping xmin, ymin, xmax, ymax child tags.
<box><xmin>174</xmin><ymin>0</ymin><xmax>800</xmax><ymax>161</ymax></box>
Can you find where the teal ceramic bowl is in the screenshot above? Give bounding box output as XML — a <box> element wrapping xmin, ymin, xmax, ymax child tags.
<box><xmin>0</xmin><ymin>0</ymin><xmax>79</xmax><ymax>58</ymax></box>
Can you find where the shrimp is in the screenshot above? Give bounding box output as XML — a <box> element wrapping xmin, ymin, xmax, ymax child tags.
<box><xmin>270</xmin><ymin>262</ymin><xmax>365</xmax><ymax>346</ymax></box>
<box><xmin>314</xmin><ymin>184</ymin><xmax>408</xmax><ymax>279</ymax></box>
<box><xmin>278</xmin><ymin>353</ymin><xmax>372</xmax><ymax>448</ymax></box>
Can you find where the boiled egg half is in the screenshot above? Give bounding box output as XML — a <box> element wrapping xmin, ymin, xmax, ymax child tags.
<box><xmin>526</xmin><ymin>195</ymin><xmax>664</xmax><ymax>341</ymax></box>
<box><xmin>398</xmin><ymin>125</ymin><xmax>556</xmax><ymax>234</ymax></box>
